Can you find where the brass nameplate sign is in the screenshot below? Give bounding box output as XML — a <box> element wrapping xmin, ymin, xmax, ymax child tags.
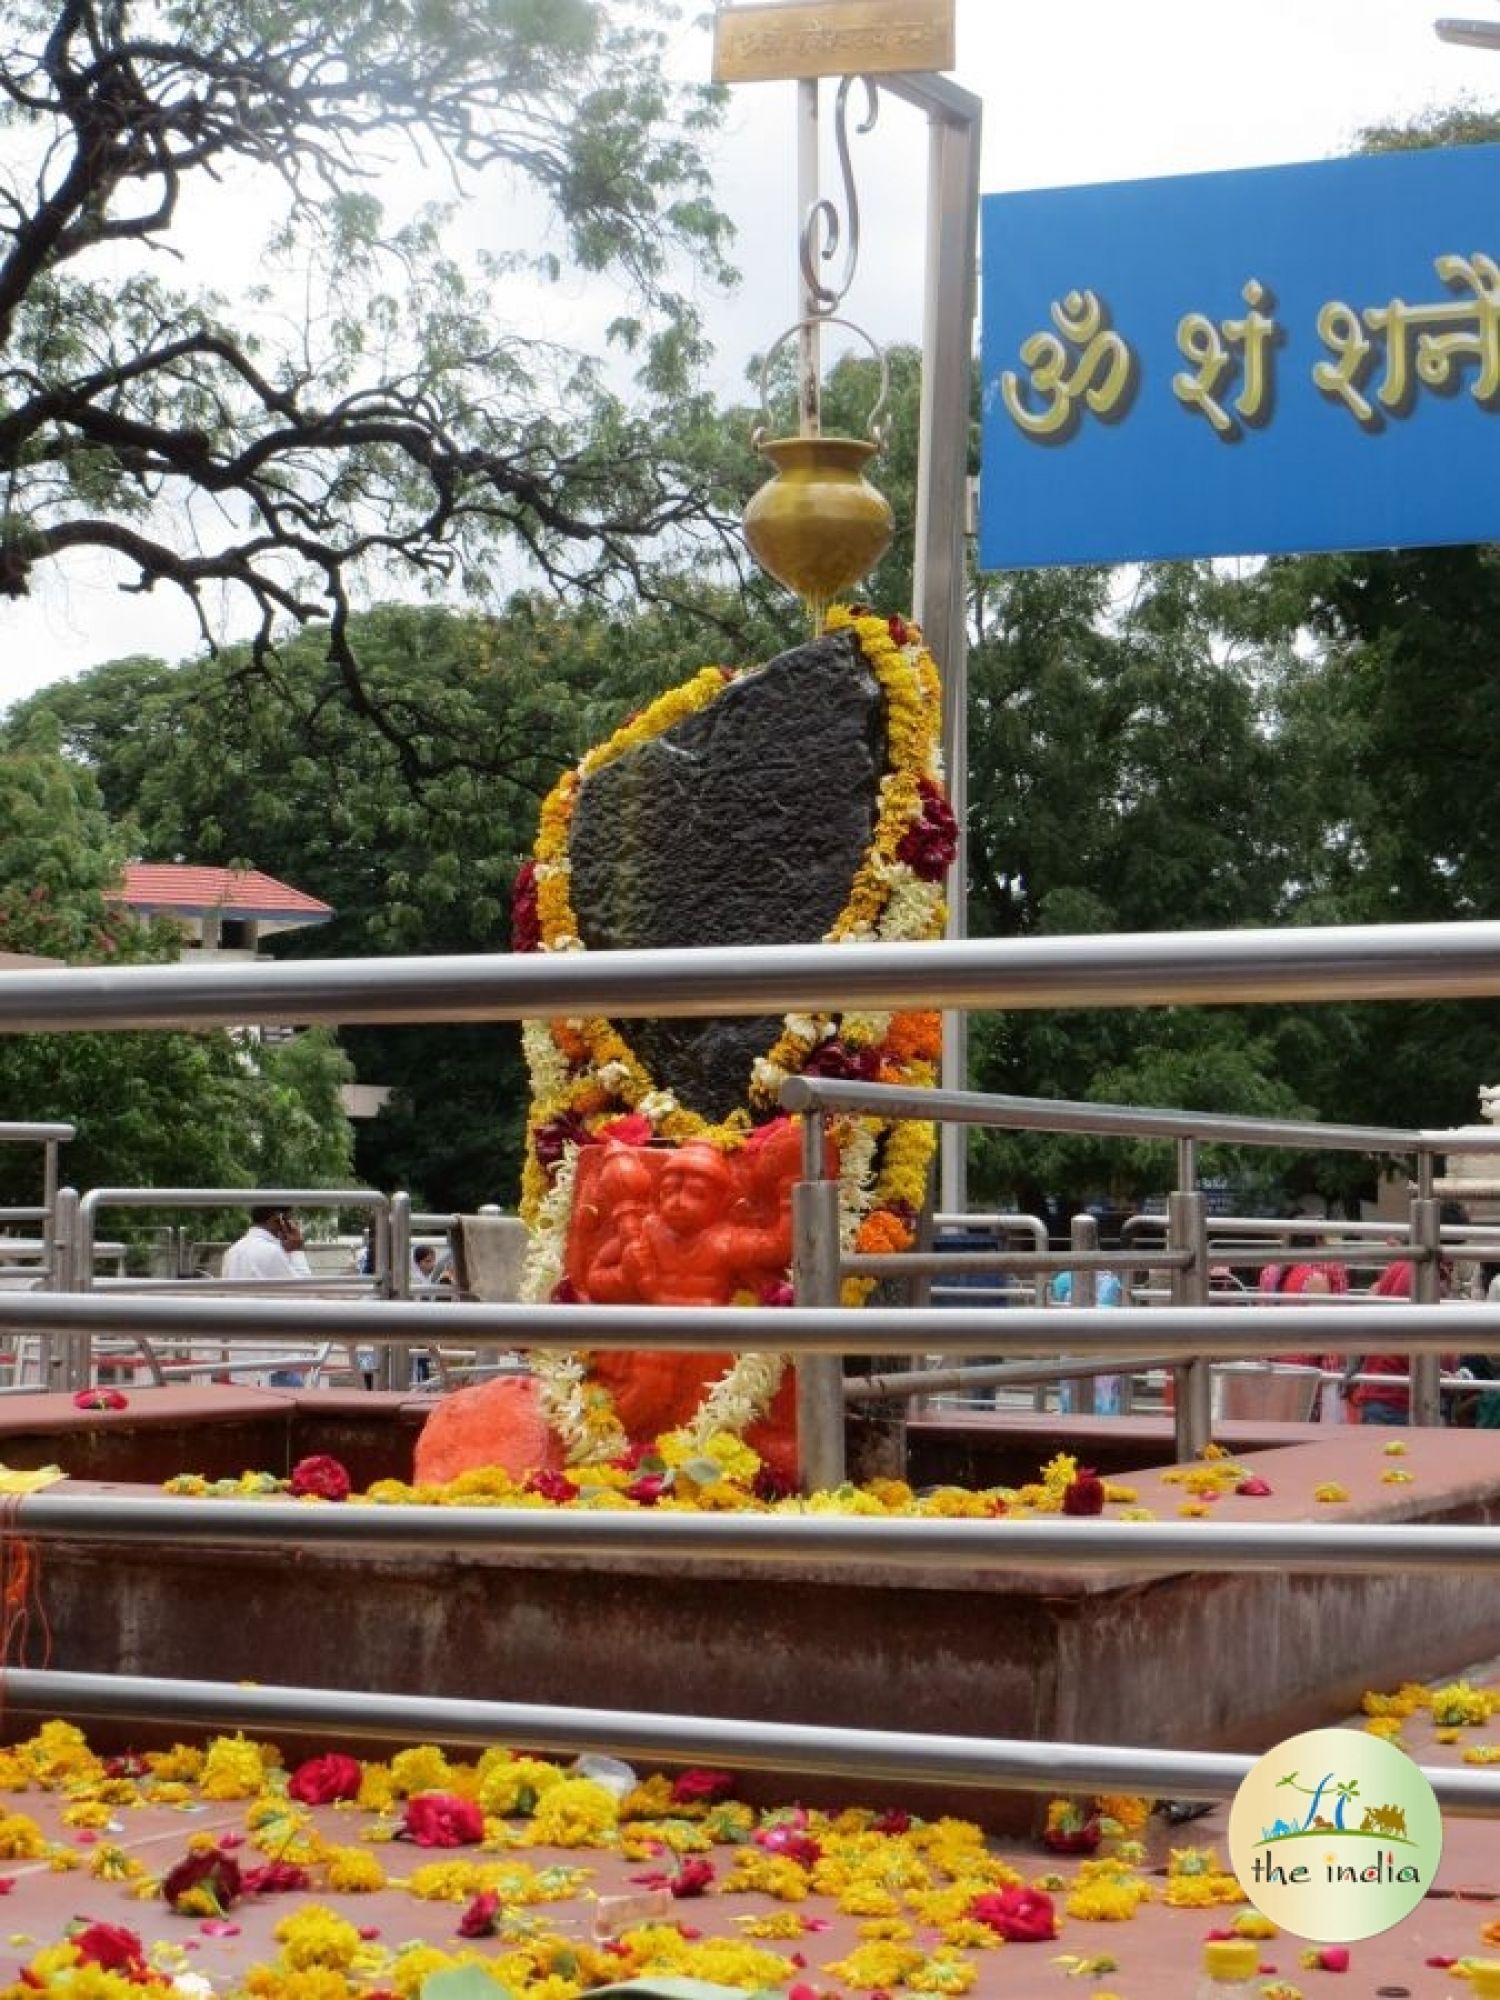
<box><xmin>712</xmin><ymin>0</ymin><xmax>956</xmax><ymax>83</ymax></box>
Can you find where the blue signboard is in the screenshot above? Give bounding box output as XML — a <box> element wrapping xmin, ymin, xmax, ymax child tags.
<box><xmin>979</xmin><ymin>145</ymin><xmax>1500</xmax><ymax>570</ymax></box>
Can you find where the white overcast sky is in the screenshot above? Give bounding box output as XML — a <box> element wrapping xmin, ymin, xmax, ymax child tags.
<box><xmin>1</xmin><ymin>0</ymin><xmax>1492</xmax><ymax>712</ymax></box>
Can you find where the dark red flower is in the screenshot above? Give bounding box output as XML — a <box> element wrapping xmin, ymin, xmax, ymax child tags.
<box><xmin>287</xmin><ymin>1753</ymin><xmax>363</xmax><ymax>1805</ymax></box>
<box><xmin>1043</xmin><ymin>1814</ymin><xmax>1102</xmax><ymax>1855</ymax></box>
<box><xmin>801</xmin><ymin>1039</ymin><xmax>881</xmax><ymax>1082</ymax></box>
<box><xmin>400</xmin><ymin>1793</ymin><xmax>485</xmax><ymax>1847</ymax></box>
<box><xmin>887</xmin><ymin>614</ymin><xmax>913</xmax><ymax>646</ymax></box>
<box><xmin>627</xmin><ymin>1473</ymin><xmax>670</xmax><ymax>1506</ymax></box>
<box><xmin>458</xmin><ymin>1889</ymin><xmax>500</xmax><ymax>1937</ymax></box>
<box><xmin>550</xmin><ymin>1275</ymin><xmax>581</xmax><ymax>1304</ymax></box>
<box><xmin>510</xmin><ymin>861</ymin><xmax>541</xmax><ymax>954</ymax></box>
<box><xmin>242</xmin><ymin>1860</ymin><xmax>311</xmax><ymax>1894</ymax></box>
<box><xmin>757</xmin><ymin>1279</ymin><xmax>795</xmax><ymax>1307</ymax></box>
<box><xmin>162</xmin><ymin>1845</ymin><xmax>243</xmax><ymax>1915</ymax></box>
<box><xmin>72</xmin><ymin>1388</ymin><xmax>127</xmax><ymax>1411</ymax></box>
<box><xmin>752</xmin><ymin>1463</ymin><xmax>795</xmax><ymax>1503</ymax></box>
<box><xmin>1236</xmin><ymin>1476</ymin><xmax>1274</xmax><ymax>1497</ymax></box>
<box><xmin>614</xmin><ymin>1440</ymin><xmax>655</xmax><ymax>1473</ymax></box>
<box><xmin>895</xmin><ymin>777</ymin><xmax>959</xmax><ymax>881</ymax></box>
<box><xmin>871</xmin><ymin>1809</ymin><xmax>912</xmax><ymax>1835</ymax></box>
<box><xmin>753</xmin><ymin>1821</ymin><xmax>822</xmax><ymax>1868</ymax></box>
<box><xmin>670</xmin><ymin>1769</ymin><xmax>735</xmax><ymax>1806</ymax></box>
<box><xmin>69</xmin><ymin>1922</ymin><xmax>147</xmax><ymax>1975</ymax></box>
<box><xmin>670</xmin><ymin>1858</ymin><xmax>716</xmax><ymax>1898</ymax></box>
<box><xmin>525</xmin><ymin>1468</ymin><xmax>579</xmax><ymax>1504</ymax></box>
<box><xmin>288</xmin><ymin>1455</ymin><xmax>351</xmax><ymax>1502</ymax></box>
<box><xmin>103</xmin><ymin>1753</ymin><xmax>148</xmax><ymax>1779</ymax></box>
<box><xmin>970</xmin><ymin>1885</ymin><xmax>1057</xmax><ymax>1942</ymax></box>
<box><xmin>1061</xmin><ymin>1467</ymin><xmax>1106</xmax><ymax>1516</ymax></box>
<box><xmin>533</xmin><ymin>1111</ymin><xmax>593</xmax><ymax>1178</ymax></box>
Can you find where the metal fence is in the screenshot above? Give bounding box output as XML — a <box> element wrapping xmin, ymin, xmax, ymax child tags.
<box><xmin>3</xmin><ymin>926</ymin><xmax>1500</xmax><ymax>1813</ymax></box>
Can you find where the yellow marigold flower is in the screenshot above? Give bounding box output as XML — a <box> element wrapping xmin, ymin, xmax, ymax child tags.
<box><xmin>823</xmin><ymin>1941</ymin><xmax>926</xmax><ymax>1986</ymax></box>
<box><xmin>858</xmin><ymin>1917</ymin><xmax>917</xmax><ymax>1940</ymax></box>
<box><xmin>46</xmin><ymin>1848</ymin><xmax>81</xmax><ymax>1871</ymax></box>
<box><xmin>1201</xmin><ymin>1441</ymin><xmax>1230</xmax><ymax>1460</ymax></box>
<box><xmin>939</xmin><ymin>1918</ymin><xmax>1007</xmax><ymax>1949</ymax></box>
<box><xmin>1163</xmin><ymin>1873</ymin><xmax>1244</xmax><ymax>1907</ymax></box>
<box><xmin>323</xmin><ymin>1845</ymin><xmax>387</xmax><ymax>1892</ymax></box>
<box><xmin>909</xmin><ymin>1950</ymin><xmax>978</xmax><ymax>1994</ymax></box>
<box><xmin>1381</xmin><ymin>1469</ymin><xmax>1415</xmax><ymax>1484</ymax></box>
<box><xmin>1364</xmin><ymin>1716</ymin><xmax>1404</xmax><ymax>1740</ymax></box>
<box><xmin>61</xmin><ymin>1800</ymin><xmax>113</xmax><ymax>1828</ymax></box>
<box><xmin>1314</xmin><ymin>1482</ymin><xmax>1349</xmax><ymax>1503</ymax></box>
<box><xmin>1462</xmin><ymin>1745</ymin><xmax>1500</xmax><ymax>1764</ymax></box>
<box><xmin>1382</xmin><ymin>1439</ymin><xmax>1407</xmax><ymax>1455</ymax></box>
<box><xmin>1431</xmin><ymin>1680</ymin><xmax>1497</xmax><ymax>1726</ymax></box>
<box><xmin>1095</xmin><ymin>1794</ymin><xmax>1151</xmax><ymax>1834</ymax></box>
<box><xmin>735</xmin><ymin>1909</ymin><xmax>809</xmax><ymax>1940</ymax></box>
<box><xmin>529</xmin><ymin>1776</ymin><xmax>620</xmax><ymax>1848</ymax></box>
<box><xmin>274</xmin><ymin>1903</ymin><xmax>366</xmax><ymax>1971</ymax></box>
<box><xmin>389</xmin><ymin>1745</ymin><xmax>452</xmax><ymax>1796</ymax></box>
<box><xmin>722</xmin><ymin>1849</ymin><xmax>811</xmax><ymax>1900</ymax></box>
<box><xmin>1066</xmin><ymin>1875</ymin><xmax>1152</xmax><ymax>1920</ymax></box>
<box><xmin>1178</xmin><ymin>1503</ymin><xmax>1210</xmax><ymax>1518</ymax></box>
<box><xmin>1119</xmin><ymin>1506</ymin><xmax>1157</xmax><ymax>1521</ymax></box>
<box><xmin>355</xmin><ymin>1764</ymin><xmax>397</xmax><ymax>1813</ymax></box>
<box><xmin>386</xmin><ymin>1943</ymin><xmax>460</xmax><ymax>1997</ymax></box>
<box><xmin>408</xmin><ymin>1859</ymin><xmax>487</xmax><ymax>1902</ymax></box>
<box><xmin>87</xmin><ymin>1845</ymin><xmax>143</xmax><ymax>1883</ymax></box>
<box><xmin>1103</xmin><ymin>1483</ymin><xmax>1138</xmax><ymax>1503</ymax></box>
<box><xmin>839</xmin><ymin>1882</ymin><xmax>903</xmax><ymax>1917</ymax></box>
<box><xmin>199</xmin><ymin>1733</ymin><xmax>269</xmax><ymax>1800</ymax></box>
<box><xmin>620</xmin><ymin>1773</ymin><xmax>676</xmax><ymax>1820</ymax></box>
<box><xmin>20</xmin><ymin>1720</ymin><xmax>98</xmax><ymax>1786</ymax></box>
<box><xmin>0</xmin><ymin>1813</ymin><xmax>47</xmax><ymax>1858</ymax></box>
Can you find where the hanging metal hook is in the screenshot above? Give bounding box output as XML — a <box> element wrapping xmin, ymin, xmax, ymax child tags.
<box><xmin>798</xmin><ymin>75</ymin><xmax>879</xmax><ymax>317</ymax></box>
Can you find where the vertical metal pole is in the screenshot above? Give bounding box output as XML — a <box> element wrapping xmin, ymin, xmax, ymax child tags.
<box><xmin>41</xmin><ymin>1138</ymin><xmax>60</xmax><ymax>1287</ymax></box>
<box><xmin>1410</xmin><ymin>1157</ymin><xmax>1442</xmax><ymax>1428</ymax></box>
<box><xmin>386</xmin><ymin>1192</ymin><xmax>413</xmax><ymax>1391</ymax></box>
<box><xmin>52</xmin><ymin>1186</ymin><xmax>85</xmax><ymax>1390</ymax></box>
<box><xmin>1065</xmin><ymin>1211</ymin><xmax>1098</xmax><ymax>1414</ymax></box>
<box><xmin>1169</xmin><ymin>1166</ymin><xmax>1211</xmax><ymax>1461</ymax></box>
<box><xmin>792</xmin><ymin>1109</ymin><xmax>845</xmax><ymax>1492</ymax></box>
<box><xmin>916</xmin><ymin>94</ymin><xmax>981</xmax><ymax>1218</ymax></box>
<box><xmin>797</xmin><ymin>77</ymin><xmax>822</xmax><ymax>436</ymax></box>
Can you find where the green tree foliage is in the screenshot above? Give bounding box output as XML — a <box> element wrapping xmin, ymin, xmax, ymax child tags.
<box><xmin>0</xmin><ymin>735</ymin><xmax>354</xmax><ymax>1212</ymax></box>
<box><xmin>0</xmin><ymin>0</ymin><xmax>736</xmax><ymax>724</ymax></box>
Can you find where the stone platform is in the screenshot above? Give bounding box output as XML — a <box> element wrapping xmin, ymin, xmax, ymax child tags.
<box><xmin>2</xmin><ymin>1391</ymin><xmax>1499</xmax><ymax>1836</ymax></box>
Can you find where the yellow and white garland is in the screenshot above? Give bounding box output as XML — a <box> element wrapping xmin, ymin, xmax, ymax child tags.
<box><xmin>514</xmin><ymin>607</ymin><xmax>951</xmax><ymax>1462</ymax></box>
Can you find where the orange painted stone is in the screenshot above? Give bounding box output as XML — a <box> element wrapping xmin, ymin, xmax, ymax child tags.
<box><xmin>414</xmin><ymin>1128</ymin><xmax>813</xmax><ymax>1487</ymax></box>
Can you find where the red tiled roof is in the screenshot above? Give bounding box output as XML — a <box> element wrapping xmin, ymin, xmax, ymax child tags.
<box><xmin>114</xmin><ymin>864</ymin><xmax>333</xmax><ymax>923</ymax></box>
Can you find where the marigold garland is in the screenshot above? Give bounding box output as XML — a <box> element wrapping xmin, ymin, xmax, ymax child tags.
<box><xmin>510</xmin><ymin>607</ymin><xmax>952</xmax><ymax>1463</ymax></box>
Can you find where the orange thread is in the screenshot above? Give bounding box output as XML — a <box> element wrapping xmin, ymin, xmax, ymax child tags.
<box><xmin>0</xmin><ymin>1492</ymin><xmax>51</xmax><ymax>1738</ymax></box>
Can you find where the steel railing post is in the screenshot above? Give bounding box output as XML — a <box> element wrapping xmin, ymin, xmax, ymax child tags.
<box><xmin>1170</xmin><ymin>1173</ymin><xmax>1212</xmax><ymax>1460</ymax></box>
<box><xmin>793</xmin><ymin>1110</ymin><xmax>845</xmax><ymax>1492</ymax></box>
<box><xmin>1065</xmin><ymin>1211</ymin><xmax>1099</xmax><ymax>1414</ymax></box>
<box><xmin>386</xmin><ymin>1192</ymin><xmax>413</xmax><ymax>1391</ymax></box>
<box><xmin>1410</xmin><ymin>1162</ymin><xmax>1443</xmax><ymax>1427</ymax></box>
<box><xmin>52</xmin><ymin>1186</ymin><xmax>85</xmax><ymax>1390</ymax></box>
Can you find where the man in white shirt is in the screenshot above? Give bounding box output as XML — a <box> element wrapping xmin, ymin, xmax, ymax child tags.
<box><xmin>222</xmin><ymin>1207</ymin><xmax>313</xmax><ymax>1384</ymax></box>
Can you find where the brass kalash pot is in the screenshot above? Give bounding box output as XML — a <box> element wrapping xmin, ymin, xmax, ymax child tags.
<box><xmin>741</xmin><ymin>318</ymin><xmax>894</xmax><ymax>626</ymax></box>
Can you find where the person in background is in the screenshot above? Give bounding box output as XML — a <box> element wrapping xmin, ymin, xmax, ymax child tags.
<box><xmin>222</xmin><ymin>1207</ymin><xmax>312</xmax><ymax>1387</ymax></box>
<box><xmin>1345</xmin><ymin>1253</ymin><xmax>1459</xmax><ymax>1425</ymax></box>
<box><xmin>1050</xmin><ymin>1266</ymin><xmax>1126</xmax><ymax>1414</ymax></box>
<box><xmin>1458</xmin><ymin>1260</ymin><xmax>1500</xmax><ymax>1429</ymax></box>
<box><xmin>1268</xmin><ymin>1260</ymin><xmax>1351</xmax><ymax>1423</ymax></box>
